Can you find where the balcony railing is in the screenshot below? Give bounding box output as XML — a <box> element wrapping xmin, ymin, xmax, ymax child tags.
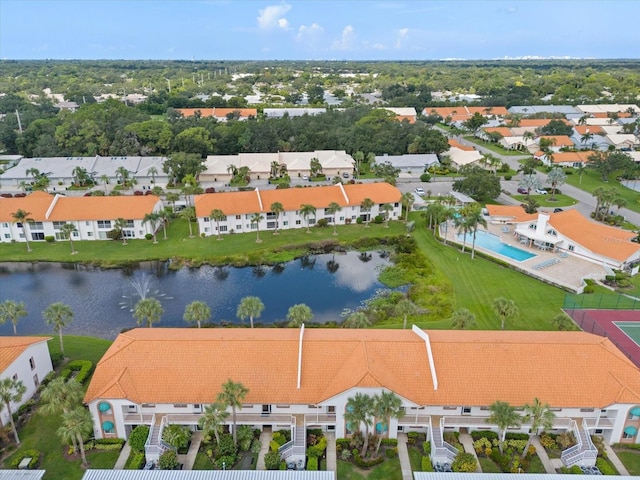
<box><xmin>304</xmin><ymin>413</ymin><xmax>336</xmax><ymax>425</ymax></box>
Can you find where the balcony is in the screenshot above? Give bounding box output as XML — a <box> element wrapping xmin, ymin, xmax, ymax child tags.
<box><xmin>398</xmin><ymin>413</ymin><xmax>430</xmax><ymax>426</ymax></box>
<box><xmin>163</xmin><ymin>412</ymin><xmax>294</xmax><ymax>426</ymax></box>
<box><xmin>123</xmin><ymin>413</ymin><xmax>154</xmax><ymax>424</ymax></box>
<box><xmin>304</xmin><ymin>413</ymin><xmax>336</xmax><ymax>425</ymax></box>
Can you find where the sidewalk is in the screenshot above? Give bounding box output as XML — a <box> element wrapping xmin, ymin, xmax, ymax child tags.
<box><xmin>180</xmin><ymin>431</ymin><xmax>203</xmax><ymax>470</ymax></box>
<box><xmin>396</xmin><ymin>433</ymin><xmax>413</xmax><ymax>480</ymax></box>
<box><xmin>530</xmin><ymin>436</ymin><xmax>557</xmax><ymax>474</ymax></box>
<box><xmin>603</xmin><ymin>442</ymin><xmax>630</xmax><ymax>476</ymax></box>
<box><xmin>458</xmin><ymin>432</ymin><xmax>481</xmax><ymax>472</ymax></box>
<box><xmin>325</xmin><ymin>431</ymin><xmax>337</xmax><ymax>472</ymax></box>
<box><xmin>113</xmin><ymin>443</ymin><xmax>131</xmax><ymax>470</ymax></box>
<box><xmin>255</xmin><ymin>428</ymin><xmax>272</xmax><ymax>470</ymax></box>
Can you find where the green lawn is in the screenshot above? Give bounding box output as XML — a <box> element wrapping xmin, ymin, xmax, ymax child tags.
<box><xmin>616</xmin><ymin>450</ymin><xmax>640</xmax><ymax>476</ymax></box>
<box><xmin>337</xmin><ymin>458</ymin><xmax>402</xmax><ymax>480</ymax></box>
<box><xmin>462</xmin><ymin>136</ymin><xmax>532</xmax><ymax>157</ymax></box>
<box><xmin>478</xmin><ymin>457</ymin><xmax>501</xmax><ymax>473</ymax></box>
<box><xmin>527</xmin><ymin>455</ymin><xmax>546</xmax><ymax>473</ymax></box>
<box><xmin>407</xmin><ymin>446</ymin><xmax>423</xmax><ymax>472</ymax></box>
<box><xmin>192</xmin><ymin>452</ymin><xmax>215</xmax><ymax>470</ymax></box>
<box><xmin>2</xmin><ymin>336</ymin><xmax>114</xmax><ymax>480</ymax></box>
<box><xmin>511</xmin><ymin>193</ymin><xmax>579</xmax><ymax>208</ymax></box>
<box><xmin>0</xmin><ymin>218</ymin><xmax>407</xmax><ymax>266</ymax></box>
<box><xmin>564</xmin><ymin>168</ymin><xmax>640</xmax><ymax>214</ymax></box>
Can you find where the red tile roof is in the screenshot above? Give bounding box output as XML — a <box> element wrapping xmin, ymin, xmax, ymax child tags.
<box><xmin>0</xmin><ymin>337</ymin><xmax>51</xmax><ymax>372</ymax></box>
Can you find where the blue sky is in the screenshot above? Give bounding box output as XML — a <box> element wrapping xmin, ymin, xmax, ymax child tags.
<box><xmin>1</xmin><ymin>0</ymin><xmax>638</xmax><ymax>60</ymax></box>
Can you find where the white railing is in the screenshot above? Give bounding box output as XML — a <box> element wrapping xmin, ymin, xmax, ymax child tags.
<box><xmin>561</xmin><ymin>419</ymin><xmax>598</xmax><ymax>467</ymax></box>
<box><xmin>278</xmin><ymin>416</ymin><xmax>305</xmax><ymax>460</ymax></box>
<box><xmin>581</xmin><ymin>419</ymin><xmax>598</xmax><ymax>454</ymax></box>
<box><xmin>144</xmin><ymin>414</ymin><xmax>159</xmax><ymax>458</ymax></box>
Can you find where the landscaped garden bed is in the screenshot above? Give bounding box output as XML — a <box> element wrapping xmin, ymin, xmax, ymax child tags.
<box><xmin>197</xmin><ymin>425</ymin><xmax>261</xmax><ymax>470</ymax></box>
<box><xmin>471</xmin><ymin>431</ymin><xmax>543</xmax><ymax>473</ymax></box>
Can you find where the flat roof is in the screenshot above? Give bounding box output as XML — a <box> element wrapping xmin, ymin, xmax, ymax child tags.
<box><xmin>0</xmin><ymin>472</ymin><xmax>45</xmax><ymax>480</ymax></box>
<box><xmin>82</xmin><ymin>471</ymin><xmax>335</xmax><ymax>480</ymax></box>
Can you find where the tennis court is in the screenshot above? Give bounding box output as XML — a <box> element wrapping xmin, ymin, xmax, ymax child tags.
<box><xmin>615</xmin><ymin>321</ymin><xmax>640</xmax><ymax>344</ymax></box>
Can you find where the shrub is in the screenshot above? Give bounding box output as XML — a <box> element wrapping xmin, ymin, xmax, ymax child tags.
<box><xmin>336</xmin><ymin>438</ymin><xmax>351</xmax><ymax>451</ymax></box>
<box><xmin>356</xmin><ymin>217</ymin><xmax>363</xmax><ymax>224</ymax></box>
<box><xmin>420</xmin><ymin>173</ymin><xmax>431</xmax><ymax>182</ymax></box>
<box><xmin>158</xmin><ymin>450</ymin><xmax>179</xmax><ymax>470</ymax></box>
<box><xmin>269</xmin><ymin>440</ymin><xmax>280</xmax><ymax>453</ymax></box>
<box><xmin>145</xmin><ymin>233</ymin><xmax>153</xmax><ymax>240</ymax></box>
<box><xmin>407</xmin><ymin>431</ymin><xmax>420</xmax><ymax>445</ymax></box>
<box><xmin>218</xmin><ymin>434</ymin><xmax>237</xmax><ymax>457</ymax></box>
<box><xmin>63</xmin><ymin>360</ymin><xmax>93</xmax><ymax>384</ymax></box>
<box><xmin>44</xmin><ymin>236</ymin><xmax>55</xmax><ymax>243</ymax></box>
<box><xmin>316</xmin><ymin>218</ymin><xmax>329</xmax><ymax>228</ymax></box>
<box><xmin>124</xmin><ymin>450</ymin><xmax>145</xmax><ymax>470</ymax></box>
<box><xmin>18</xmin><ymin>399</ymin><xmax>36</xmax><ymax>416</ymax></box>
<box><xmin>539</xmin><ymin>434</ymin><xmax>557</xmax><ymax>450</ymax></box>
<box><xmin>505</xmin><ymin>432</ymin><xmax>529</xmax><ymax>441</ymax></box>
<box><xmin>381</xmin><ymin>438</ymin><xmax>398</xmax><ymax>446</ymax></box>
<box><xmin>307</xmin><ymin>436</ymin><xmax>327</xmax><ymax>458</ymax></box>
<box><xmin>128</xmin><ymin>425</ymin><xmax>150</xmax><ymax>451</ymax></box>
<box><xmin>264</xmin><ymin>451</ymin><xmax>281</xmax><ymax>470</ymax></box>
<box><xmin>471</xmin><ymin>430</ymin><xmax>499</xmax><ymax>442</ymax></box>
<box><xmin>422</xmin><ymin>441</ymin><xmax>431</xmax><ymax>455</ymax></box>
<box><xmin>49</xmin><ymin>352</ymin><xmax>63</xmax><ymax>368</ymax></box>
<box><xmin>385</xmin><ymin>447</ymin><xmax>398</xmax><ymax>458</ymax></box>
<box><xmin>162</xmin><ymin>424</ymin><xmax>191</xmax><ymax>450</ymax></box>
<box><xmin>214</xmin><ymin>454</ymin><xmax>236</xmax><ymax>469</ymax></box>
<box><xmin>237</xmin><ymin>425</ymin><xmax>254</xmax><ymax>452</ymax></box>
<box><xmin>560</xmin><ymin>465</ymin><xmax>584</xmax><ymax>474</ymax></box>
<box><xmin>340</xmin><ymin>449</ymin><xmax>352</xmax><ymax>460</ymax></box>
<box><xmin>353</xmin><ymin>452</ymin><xmax>384</xmax><ymax>468</ymax></box>
<box><xmin>596</xmin><ymin>457</ymin><xmax>617</xmax><ymax>475</ymax></box>
<box><xmin>134</xmin><ymin>190</ymin><xmax>143</xmax><ymax>196</ymax></box>
<box><xmin>556</xmin><ymin>431</ymin><xmax>576</xmax><ymax>449</ymax></box>
<box><xmin>272</xmin><ymin>431</ymin><xmax>287</xmax><ymax>446</ymax></box>
<box><xmin>205</xmin><ymin>187</ymin><xmax>216</xmax><ymax>193</ymax></box>
<box><xmin>373</xmin><ymin>215</ymin><xmax>383</xmax><ymax>224</ymax></box>
<box><xmin>422</xmin><ymin>455</ymin><xmax>434</xmax><ymax>471</ymax></box>
<box><xmin>504</xmin><ymin>174</ymin><xmax>512</xmax><ymax>180</ymax></box>
<box><xmin>9</xmin><ymin>449</ymin><xmax>40</xmax><ymax>469</ymax></box>
<box><xmin>452</xmin><ymin>452</ymin><xmax>477</xmax><ymax>472</ymax></box>
<box><xmin>307</xmin><ymin>456</ymin><xmax>318</xmax><ymax>470</ymax></box>
<box><xmin>613</xmin><ymin>442</ymin><xmax>640</xmax><ymax>450</ymax></box>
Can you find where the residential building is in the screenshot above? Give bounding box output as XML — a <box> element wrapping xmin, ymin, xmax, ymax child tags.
<box><xmin>374</xmin><ymin>154</ymin><xmax>439</xmax><ymax>177</ymax></box>
<box><xmin>263</xmin><ymin>108</ymin><xmax>327</xmax><ymax>118</ymax></box>
<box><xmin>0</xmin><ymin>191</ymin><xmax>164</xmax><ymax>242</ymax></box>
<box><xmin>81</xmin><ymin>472</ymin><xmax>333</xmax><ymax>480</ymax></box>
<box><xmin>176</xmin><ymin>108</ymin><xmax>257</xmax><ymax>122</ymax></box>
<box><xmin>84</xmin><ymin>327</ymin><xmax>640</xmax><ymax>467</ymax></box>
<box><xmin>194</xmin><ymin>183</ymin><xmax>401</xmax><ymax>236</ymax></box>
<box><xmin>527</xmin><ymin>136</ymin><xmax>575</xmax><ymax>154</ymax></box>
<box><xmin>0</xmin><ymin>337</ymin><xmax>53</xmax><ymax>429</ymax></box>
<box><xmin>536</xmin><ymin>151</ymin><xmax>595</xmax><ymax>168</ymax></box>
<box><xmin>381</xmin><ymin>107</ymin><xmax>417</xmax><ymax>124</ymax></box>
<box><xmin>444</xmin><ymin>140</ymin><xmax>482</xmax><ymax>169</ymax></box>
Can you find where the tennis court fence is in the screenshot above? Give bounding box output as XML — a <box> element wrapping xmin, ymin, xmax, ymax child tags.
<box><xmin>563</xmin><ymin>293</ymin><xmax>640</xmax><ymax>311</ymax></box>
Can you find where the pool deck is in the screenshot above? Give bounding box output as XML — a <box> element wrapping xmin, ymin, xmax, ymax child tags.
<box><xmin>442</xmin><ymin>222</ymin><xmax>607</xmax><ymax>292</ymax></box>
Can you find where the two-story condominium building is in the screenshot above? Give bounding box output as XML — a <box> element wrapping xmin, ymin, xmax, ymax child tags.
<box><xmin>0</xmin><ymin>337</ymin><xmax>53</xmax><ymax>428</ymax></box>
<box><xmin>0</xmin><ymin>191</ymin><xmax>164</xmax><ymax>242</ymax></box>
<box><xmin>84</xmin><ymin>328</ymin><xmax>640</xmax><ymax>467</ymax></box>
<box><xmin>194</xmin><ymin>183</ymin><xmax>402</xmax><ymax>237</ymax></box>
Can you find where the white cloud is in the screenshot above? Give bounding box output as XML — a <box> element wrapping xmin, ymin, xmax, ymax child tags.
<box><xmin>331</xmin><ymin>25</ymin><xmax>355</xmax><ymax>51</ymax></box>
<box><xmin>257</xmin><ymin>2</ymin><xmax>292</xmax><ymax>30</ymax></box>
<box><xmin>395</xmin><ymin>27</ymin><xmax>409</xmax><ymax>48</ymax></box>
<box><xmin>296</xmin><ymin>23</ymin><xmax>324</xmax><ymax>43</ymax></box>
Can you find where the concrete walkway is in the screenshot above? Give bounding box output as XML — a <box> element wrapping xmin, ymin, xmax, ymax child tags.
<box><xmin>458</xmin><ymin>433</ymin><xmax>481</xmax><ymax>472</ymax></box>
<box><xmin>180</xmin><ymin>431</ymin><xmax>203</xmax><ymax>470</ymax></box>
<box><xmin>530</xmin><ymin>436</ymin><xmax>557</xmax><ymax>474</ymax></box>
<box><xmin>325</xmin><ymin>431</ymin><xmax>337</xmax><ymax>473</ymax></box>
<box><xmin>396</xmin><ymin>433</ymin><xmax>413</xmax><ymax>480</ymax></box>
<box><xmin>113</xmin><ymin>442</ymin><xmax>131</xmax><ymax>469</ymax></box>
<box><xmin>255</xmin><ymin>428</ymin><xmax>273</xmax><ymax>470</ymax></box>
<box><xmin>603</xmin><ymin>442</ymin><xmax>630</xmax><ymax>476</ymax></box>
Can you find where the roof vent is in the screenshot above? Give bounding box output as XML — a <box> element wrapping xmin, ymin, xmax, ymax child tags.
<box><xmin>411</xmin><ymin>325</ymin><xmax>438</xmax><ymax>391</ymax></box>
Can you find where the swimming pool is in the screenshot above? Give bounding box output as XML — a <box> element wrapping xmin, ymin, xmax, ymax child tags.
<box><xmin>456</xmin><ymin>230</ymin><xmax>536</xmax><ymax>262</ymax></box>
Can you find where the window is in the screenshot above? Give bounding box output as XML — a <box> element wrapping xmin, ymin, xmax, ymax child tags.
<box><xmin>128</xmin><ymin>405</ymin><xmax>137</xmax><ymax>412</ymax></box>
<box><xmin>275</xmin><ymin>405</ymin><xmax>290</xmax><ymax>409</ymax></box>
<box><xmin>2</xmin><ymin>223</ymin><xmax>7</xmax><ymax>228</ymax></box>
<box><xmin>580</xmin><ymin>408</ymin><xmax>595</xmax><ymax>413</ymax></box>
<box><xmin>29</xmin><ymin>357</ymin><xmax>35</xmax><ymax>370</ymax></box>
<box><xmin>31</xmin><ymin>232</ymin><xmax>44</xmax><ymax>240</ymax></box>
<box><xmin>125</xmin><ymin>220</ymin><xmax>134</xmax><ymax>228</ymax></box>
<box><xmin>12</xmin><ymin>374</ymin><xmax>18</xmax><ymax>381</ymax></box>
<box><xmin>3</xmin><ymin>234</ymin><xmax>9</xmax><ymax>239</ymax></box>
<box><xmin>308</xmin><ymin>218</ymin><xmax>316</xmax><ymax>225</ymax></box>
<box><xmin>462</xmin><ymin>407</ymin><xmax>472</xmax><ymax>415</ymax></box>
<box><xmin>236</xmin><ymin>225</ymin><xmax>241</xmax><ymax>230</ymax></box>
<box><xmin>219</xmin><ymin>225</ymin><xmax>228</xmax><ymax>232</ymax></box>
<box><xmin>266</xmin><ymin>212</ymin><xmax>277</xmax><ymax>219</ymax></box>
<box><xmin>29</xmin><ymin>221</ymin><xmax>43</xmax><ymax>229</ymax></box>
<box><xmin>173</xmin><ymin>404</ymin><xmax>187</xmax><ymax>408</ymax></box>
<box><xmin>283</xmin><ymin>221</ymin><xmax>288</xmax><ymax>226</ymax></box>
<box><xmin>266</xmin><ymin>221</ymin><xmax>276</xmax><ymax>229</ymax></box>
<box><xmin>295</xmin><ymin>220</ymin><xmax>301</xmax><ymax>225</ymax></box>
<box><xmin>262</xmin><ymin>404</ymin><xmax>271</xmax><ymax>414</ymax></box>
<box><xmin>327</xmin><ymin>406</ymin><xmax>336</xmax><ymax>413</ymax></box>
<box><xmin>97</xmin><ymin>220</ymin><xmax>112</xmax><ymax>229</ymax></box>
<box><xmin>53</xmin><ymin>221</ymin><xmax>65</xmax><ymax>229</ymax></box>
<box><xmin>87</xmin><ymin>232</ymin><xmax>94</xmax><ymax>237</ymax></box>
<box><xmin>568</xmin><ymin>245</ymin><xmax>575</xmax><ymax>251</ymax></box>
<box><xmin>528</xmin><ymin>224</ymin><xmax>537</xmax><ymax>230</ymax></box>
<box><xmin>443</xmin><ymin>406</ymin><xmax>457</xmax><ymax>411</ymax></box>
<box><xmin>33</xmin><ymin>374</ymin><xmax>39</xmax><ymax>387</ymax></box>
<box><xmin>203</xmin><ymin>217</ymin><xmax>210</xmax><ymax>222</ymax></box>
<box><xmin>141</xmin><ymin>404</ymin><xmax>155</xmax><ymax>408</ymax></box>
<box><xmin>251</xmin><ymin>223</ymin><xmax>257</xmax><ymax>230</ymax></box>
<box><xmin>394</xmin><ymin>202</ymin><xmax>399</xmax><ymax>207</ymax></box>
<box><xmin>327</xmin><ymin>425</ymin><xmax>336</xmax><ymax>431</ymax></box>
<box><xmin>85</xmin><ymin>221</ymin><xmax>90</xmax><ymax>226</ymax></box>
<box><xmin>623</xmin><ymin>431</ymin><xmax>635</xmax><ymax>439</ymax></box>
<box><xmin>235</xmin><ymin>215</ymin><xmax>241</xmax><ymax>220</ymax></box>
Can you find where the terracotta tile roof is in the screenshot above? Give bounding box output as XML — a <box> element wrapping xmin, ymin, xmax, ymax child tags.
<box><xmin>486</xmin><ymin>205</ymin><xmax>536</xmax><ymax>223</ymax></box>
<box><xmin>448</xmin><ymin>139</ymin><xmax>474</xmax><ymax>151</ymax></box>
<box><xmin>342</xmin><ymin>183</ymin><xmax>402</xmax><ymax>206</ymax></box>
<box><xmin>574</xmin><ymin>125</ymin><xmax>604</xmax><ymax>135</ymax></box>
<box><xmin>194</xmin><ymin>190</ymin><xmax>262</xmax><ymax>217</ymax></box>
<box><xmin>85</xmin><ymin>328</ymin><xmax>640</xmax><ymax>408</ymax></box>
<box><xmin>177</xmin><ymin>108</ymin><xmax>257</xmax><ymax>119</ymax></box>
<box><xmin>483</xmin><ymin>127</ymin><xmax>513</xmax><ymax>137</ymax></box>
<box><xmin>548</xmin><ymin>209</ymin><xmax>640</xmax><ymax>262</ymax></box>
<box><xmin>0</xmin><ymin>191</ymin><xmax>54</xmax><ymax>222</ymax></box>
<box><xmin>0</xmin><ymin>337</ymin><xmax>51</xmax><ymax>372</ymax></box>
<box><xmin>539</xmin><ymin>135</ymin><xmax>575</xmax><ymax>147</ymax></box>
<box><xmin>466</xmin><ymin>106</ymin><xmax>509</xmax><ymax>116</ymax></box>
<box><xmin>260</xmin><ymin>186</ymin><xmax>347</xmax><ymax>211</ymax></box>
<box><xmin>424</xmin><ymin>106</ymin><xmax>508</xmax><ymax>118</ymax></box>
<box><xmin>47</xmin><ymin>195</ymin><xmax>162</xmax><ymax>221</ymax></box>
<box><xmin>549</xmin><ymin>151</ymin><xmax>596</xmax><ymax>164</ymax></box>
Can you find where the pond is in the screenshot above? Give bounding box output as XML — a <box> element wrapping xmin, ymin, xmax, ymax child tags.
<box><xmin>0</xmin><ymin>251</ymin><xmax>391</xmax><ymax>339</ymax></box>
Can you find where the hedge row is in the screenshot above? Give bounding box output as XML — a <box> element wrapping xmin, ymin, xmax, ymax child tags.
<box><xmin>60</xmin><ymin>360</ymin><xmax>93</xmax><ymax>384</ymax></box>
<box><xmin>125</xmin><ymin>450</ymin><xmax>146</xmax><ymax>470</ymax></box>
<box><xmin>10</xmin><ymin>450</ymin><xmax>40</xmax><ymax>469</ymax></box>
<box><xmin>352</xmin><ymin>449</ymin><xmax>384</xmax><ymax>468</ymax></box>
<box><xmin>307</xmin><ymin>456</ymin><xmax>318</xmax><ymax>470</ymax></box>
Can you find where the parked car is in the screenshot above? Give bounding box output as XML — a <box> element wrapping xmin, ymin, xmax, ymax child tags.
<box><xmin>517</xmin><ymin>188</ymin><xmax>527</xmax><ymax>194</ymax></box>
<box><xmin>342</xmin><ymin>172</ymin><xmax>350</xmax><ymax>179</ymax></box>
<box><xmin>302</xmin><ymin>175</ymin><xmax>309</xmax><ymax>181</ymax></box>
<box><xmin>553</xmin><ymin>208</ymin><xmax>564</xmax><ymax>213</ymax></box>
<box><xmin>414</xmin><ymin>187</ymin><xmax>425</xmax><ymax>197</ymax></box>
<box><xmin>535</xmin><ymin>188</ymin><xmax>548</xmax><ymax>195</ymax></box>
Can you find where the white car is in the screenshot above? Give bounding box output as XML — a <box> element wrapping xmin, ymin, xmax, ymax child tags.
<box><xmin>414</xmin><ymin>187</ymin><xmax>425</xmax><ymax>197</ymax></box>
<box><xmin>535</xmin><ymin>188</ymin><xmax>548</xmax><ymax>195</ymax></box>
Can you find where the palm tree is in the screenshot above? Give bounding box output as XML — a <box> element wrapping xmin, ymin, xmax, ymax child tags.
<box><xmin>401</xmin><ymin>192</ymin><xmax>414</xmax><ymax>223</ymax></box>
<box><xmin>0</xmin><ymin>377</ymin><xmax>26</xmax><ymax>444</ymax></box>
<box><xmin>576</xmin><ymin>162</ymin><xmax>586</xmax><ymax>185</ymax></box>
<box><xmin>251</xmin><ymin>212</ymin><xmax>264</xmax><ymax>243</ymax></box>
<box><xmin>551</xmin><ymin>313</ymin><xmax>574</xmax><ymax>331</ymax></box>
<box><xmin>300</xmin><ymin>204</ymin><xmax>316</xmax><ymax>233</ymax></box>
<box><xmin>492</xmin><ymin>297</ymin><xmax>519</xmax><ymax>331</ymax></box>
<box><xmin>580</xmin><ymin>131</ymin><xmax>594</xmax><ymax>148</ymax></box>
<box><xmin>360</xmin><ymin>198</ymin><xmax>375</xmax><ymax>227</ymax></box>
<box><xmin>99</xmin><ymin>174</ymin><xmax>109</xmax><ymax>193</ymax></box>
<box><xmin>183</xmin><ymin>300</ymin><xmax>211</xmax><ymax>328</ymax></box>
<box><xmin>133</xmin><ymin>298</ymin><xmax>163</xmax><ymax>328</ymax></box>
<box><xmin>148</xmin><ymin>166</ymin><xmax>158</xmax><ymax>184</ymax></box>
<box><xmin>0</xmin><ymin>300</ymin><xmax>27</xmax><ymax>335</ymax></box>
<box><xmin>115</xmin><ymin>166</ymin><xmax>130</xmax><ymax>186</ymax></box>
<box><xmin>143</xmin><ymin>212</ymin><xmax>162</xmax><ymax>243</ymax></box>
<box><xmin>352</xmin><ymin>151</ymin><xmax>364</xmax><ymax>178</ymax></box>
<box><xmin>11</xmin><ymin>209</ymin><xmax>33</xmax><ymax>252</ymax></box>
<box><xmin>270</xmin><ymin>160</ymin><xmax>279</xmax><ymax>178</ymax></box>
<box><xmin>450</xmin><ymin>308</ymin><xmax>476</xmax><ymax>329</ymax></box>
<box><xmin>487</xmin><ymin>400</ymin><xmax>521</xmax><ymax>454</ymax></box>
<box><xmin>395</xmin><ymin>298</ymin><xmax>418</xmax><ymax>329</ymax></box>
<box><xmin>199</xmin><ymin>402</ymin><xmax>229</xmax><ymax>446</ymax></box>
<box><xmin>345</xmin><ymin>393</ymin><xmax>375</xmax><ymax>457</ymax></box>
<box><xmin>380</xmin><ymin>203</ymin><xmax>393</xmax><ymax>228</ymax></box>
<box><xmin>179</xmin><ymin>207</ymin><xmax>197</xmax><ymax>238</ymax></box>
<box><xmin>113</xmin><ymin>218</ymin><xmax>129</xmax><ymax>245</ymax></box>
<box><xmin>236</xmin><ymin>296</ymin><xmax>264</xmax><ymax>329</ymax></box>
<box><xmin>521</xmin><ymin>398</ymin><xmax>555</xmax><ymax>458</ymax></box>
<box><xmin>158</xmin><ymin>209</ymin><xmax>169</xmax><ymax>240</ymax></box>
<box><xmin>41</xmin><ymin>377</ymin><xmax>84</xmax><ymax>452</ymax></box>
<box><xmin>522</xmin><ymin>131</ymin><xmax>535</xmax><ymax>149</ymax></box>
<box><xmin>60</xmin><ymin>223</ymin><xmax>78</xmax><ymax>254</ymax></box>
<box><xmin>453</xmin><ymin>212</ymin><xmax>470</xmax><ymax>253</ymax></box>
<box><xmin>373</xmin><ymin>391</ymin><xmax>403</xmax><ymax>454</ymax></box>
<box><xmin>286</xmin><ymin>303</ymin><xmax>313</xmax><ymax>327</ymax></box>
<box><xmin>270</xmin><ymin>202</ymin><xmax>284</xmax><ymax>235</ymax></box>
<box><xmin>343</xmin><ymin>311</ymin><xmax>371</xmax><ymax>329</ymax></box>
<box><xmin>43</xmin><ymin>302</ymin><xmax>73</xmax><ymax>355</ymax></box>
<box><xmin>326</xmin><ymin>202</ymin><xmax>342</xmax><ymax>235</ymax></box>
<box><xmin>210</xmin><ymin>209</ymin><xmax>226</xmax><ymax>240</ymax></box>
<box><xmin>614</xmin><ymin>196</ymin><xmax>628</xmax><ymax>214</ymax></box>
<box><xmin>217</xmin><ymin>380</ymin><xmax>248</xmax><ymax>446</ymax></box>
<box><xmin>58</xmin><ymin>407</ymin><xmax>93</xmax><ymax>466</ymax></box>
<box><xmin>461</xmin><ymin>203</ymin><xmax>487</xmax><ymax>260</ymax></box>
<box><xmin>547</xmin><ymin>167</ymin><xmax>567</xmax><ymax>201</ymax></box>
<box><xmin>166</xmin><ymin>192</ymin><xmax>180</xmax><ymax>212</ymax></box>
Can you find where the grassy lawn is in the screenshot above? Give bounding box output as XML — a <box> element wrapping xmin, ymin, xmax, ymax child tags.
<box><xmin>411</xmin><ymin>215</ymin><xmax>563</xmax><ymax>330</ymax></box>
<box><xmin>407</xmin><ymin>446</ymin><xmax>422</xmax><ymax>471</ymax></box>
<box><xmin>192</xmin><ymin>452</ymin><xmax>215</xmax><ymax>470</ymax></box>
<box><xmin>337</xmin><ymin>458</ymin><xmax>402</xmax><ymax>480</ymax></box>
<box><xmin>462</xmin><ymin>136</ymin><xmax>532</xmax><ymax>157</ymax></box>
<box><xmin>564</xmin><ymin>168</ymin><xmax>640</xmax><ymax>214</ymax></box>
<box><xmin>511</xmin><ymin>193</ymin><xmax>579</xmax><ymax>208</ymax></box>
<box><xmin>616</xmin><ymin>450</ymin><xmax>640</xmax><ymax>476</ymax></box>
<box><xmin>0</xmin><ymin>218</ymin><xmax>407</xmax><ymax>266</ymax></box>
<box><xmin>2</xmin><ymin>335</ymin><xmax>114</xmax><ymax>480</ymax></box>
<box><xmin>478</xmin><ymin>457</ymin><xmax>501</xmax><ymax>473</ymax></box>
<box><xmin>527</xmin><ymin>455</ymin><xmax>546</xmax><ymax>473</ymax></box>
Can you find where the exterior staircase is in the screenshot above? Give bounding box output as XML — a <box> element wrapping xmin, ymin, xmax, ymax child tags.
<box><xmin>144</xmin><ymin>415</ymin><xmax>176</xmax><ymax>463</ymax></box>
<box><xmin>279</xmin><ymin>414</ymin><xmax>306</xmax><ymax>467</ymax></box>
<box><xmin>429</xmin><ymin>417</ymin><xmax>458</xmax><ymax>466</ymax></box>
<box><xmin>561</xmin><ymin>419</ymin><xmax>597</xmax><ymax>467</ymax></box>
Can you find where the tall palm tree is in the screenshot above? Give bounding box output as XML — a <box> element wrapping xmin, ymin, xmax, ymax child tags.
<box><xmin>345</xmin><ymin>393</ymin><xmax>375</xmax><ymax>457</ymax></box>
<box><xmin>199</xmin><ymin>402</ymin><xmax>229</xmax><ymax>446</ymax></box>
<box><xmin>0</xmin><ymin>377</ymin><xmax>26</xmax><ymax>444</ymax></box>
<box><xmin>210</xmin><ymin>209</ymin><xmax>226</xmax><ymax>240</ymax></box>
<box><xmin>113</xmin><ymin>218</ymin><xmax>129</xmax><ymax>245</ymax></box>
<box><xmin>183</xmin><ymin>300</ymin><xmax>211</xmax><ymax>328</ymax></box>
<box><xmin>270</xmin><ymin>202</ymin><xmax>284</xmax><ymax>235</ymax></box>
<box><xmin>11</xmin><ymin>209</ymin><xmax>34</xmax><ymax>252</ymax></box>
<box><xmin>461</xmin><ymin>203</ymin><xmax>487</xmax><ymax>260</ymax></box>
<box><xmin>100</xmin><ymin>174</ymin><xmax>109</xmax><ymax>193</ymax></box>
<box><xmin>374</xmin><ymin>391</ymin><xmax>403</xmax><ymax>454</ymax></box>
<box><xmin>179</xmin><ymin>207</ymin><xmax>196</xmax><ymax>238</ymax></box>
<box><xmin>133</xmin><ymin>297</ymin><xmax>163</xmax><ymax>328</ymax></box>
<box><xmin>450</xmin><ymin>308</ymin><xmax>476</xmax><ymax>330</ymax></box>
<box><xmin>143</xmin><ymin>212</ymin><xmax>162</xmax><ymax>243</ymax></box>
<box><xmin>522</xmin><ymin>131</ymin><xmax>535</xmax><ymax>149</ymax></box>
<box><xmin>60</xmin><ymin>223</ymin><xmax>78</xmax><ymax>254</ymax></box>
<box><xmin>487</xmin><ymin>400</ymin><xmax>521</xmax><ymax>454</ymax></box>
<box><xmin>581</xmin><ymin>131</ymin><xmax>594</xmax><ymax>147</ymax></box>
<box><xmin>453</xmin><ymin>212</ymin><xmax>470</xmax><ymax>253</ymax></box>
<box><xmin>236</xmin><ymin>296</ymin><xmax>264</xmax><ymax>328</ymax></box>
<box><xmin>158</xmin><ymin>209</ymin><xmax>169</xmax><ymax>240</ymax></box>
<box><xmin>360</xmin><ymin>198</ymin><xmax>375</xmax><ymax>227</ymax></box>
<box><xmin>343</xmin><ymin>311</ymin><xmax>371</xmax><ymax>329</ymax></box>
<box><xmin>41</xmin><ymin>377</ymin><xmax>84</xmax><ymax>452</ymax></box>
<box><xmin>251</xmin><ymin>212</ymin><xmax>264</xmax><ymax>243</ymax></box>
<box><xmin>352</xmin><ymin>151</ymin><xmax>364</xmax><ymax>178</ymax></box>
<box><xmin>115</xmin><ymin>166</ymin><xmax>130</xmax><ymax>186</ymax></box>
<box><xmin>326</xmin><ymin>202</ymin><xmax>342</xmax><ymax>235</ymax></box>
<box><xmin>0</xmin><ymin>300</ymin><xmax>27</xmax><ymax>335</ymax></box>
<box><xmin>492</xmin><ymin>297</ymin><xmax>519</xmax><ymax>331</ymax></box>
<box><xmin>521</xmin><ymin>398</ymin><xmax>555</xmax><ymax>458</ymax></box>
<box><xmin>300</xmin><ymin>204</ymin><xmax>316</xmax><ymax>233</ymax></box>
<box><xmin>166</xmin><ymin>192</ymin><xmax>180</xmax><ymax>212</ymax></box>
<box><xmin>380</xmin><ymin>203</ymin><xmax>393</xmax><ymax>228</ymax></box>
<box><xmin>286</xmin><ymin>303</ymin><xmax>313</xmax><ymax>327</ymax></box>
<box><xmin>395</xmin><ymin>298</ymin><xmax>418</xmax><ymax>329</ymax></box>
<box><xmin>401</xmin><ymin>192</ymin><xmax>414</xmax><ymax>223</ymax></box>
<box><xmin>43</xmin><ymin>302</ymin><xmax>73</xmax><ymax>355</ymax></box>
<box><xmin>58</xmin><ymin>407</ymin><xmax>93</xmax><ymax>466</ymax></box>
<box><xmin>217</xmin><ymin>380</ymin><xmax>248</xmax><ymax>446</ymax></box>
<box><xmin>148</xmin><ymin>166</ymin><xmax>158</xmax><ymax>184</ymax></box>
<box><xmin>547</xmin><ymin>167</ymin><xmax>567</xmax><ymax>201</ymax></box>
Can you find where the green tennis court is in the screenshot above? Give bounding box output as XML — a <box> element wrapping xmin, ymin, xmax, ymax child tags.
<box><xmin>614</xmin><ymin>321</ymin><xmax>640</xmax><ymax>345</ymax></box>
